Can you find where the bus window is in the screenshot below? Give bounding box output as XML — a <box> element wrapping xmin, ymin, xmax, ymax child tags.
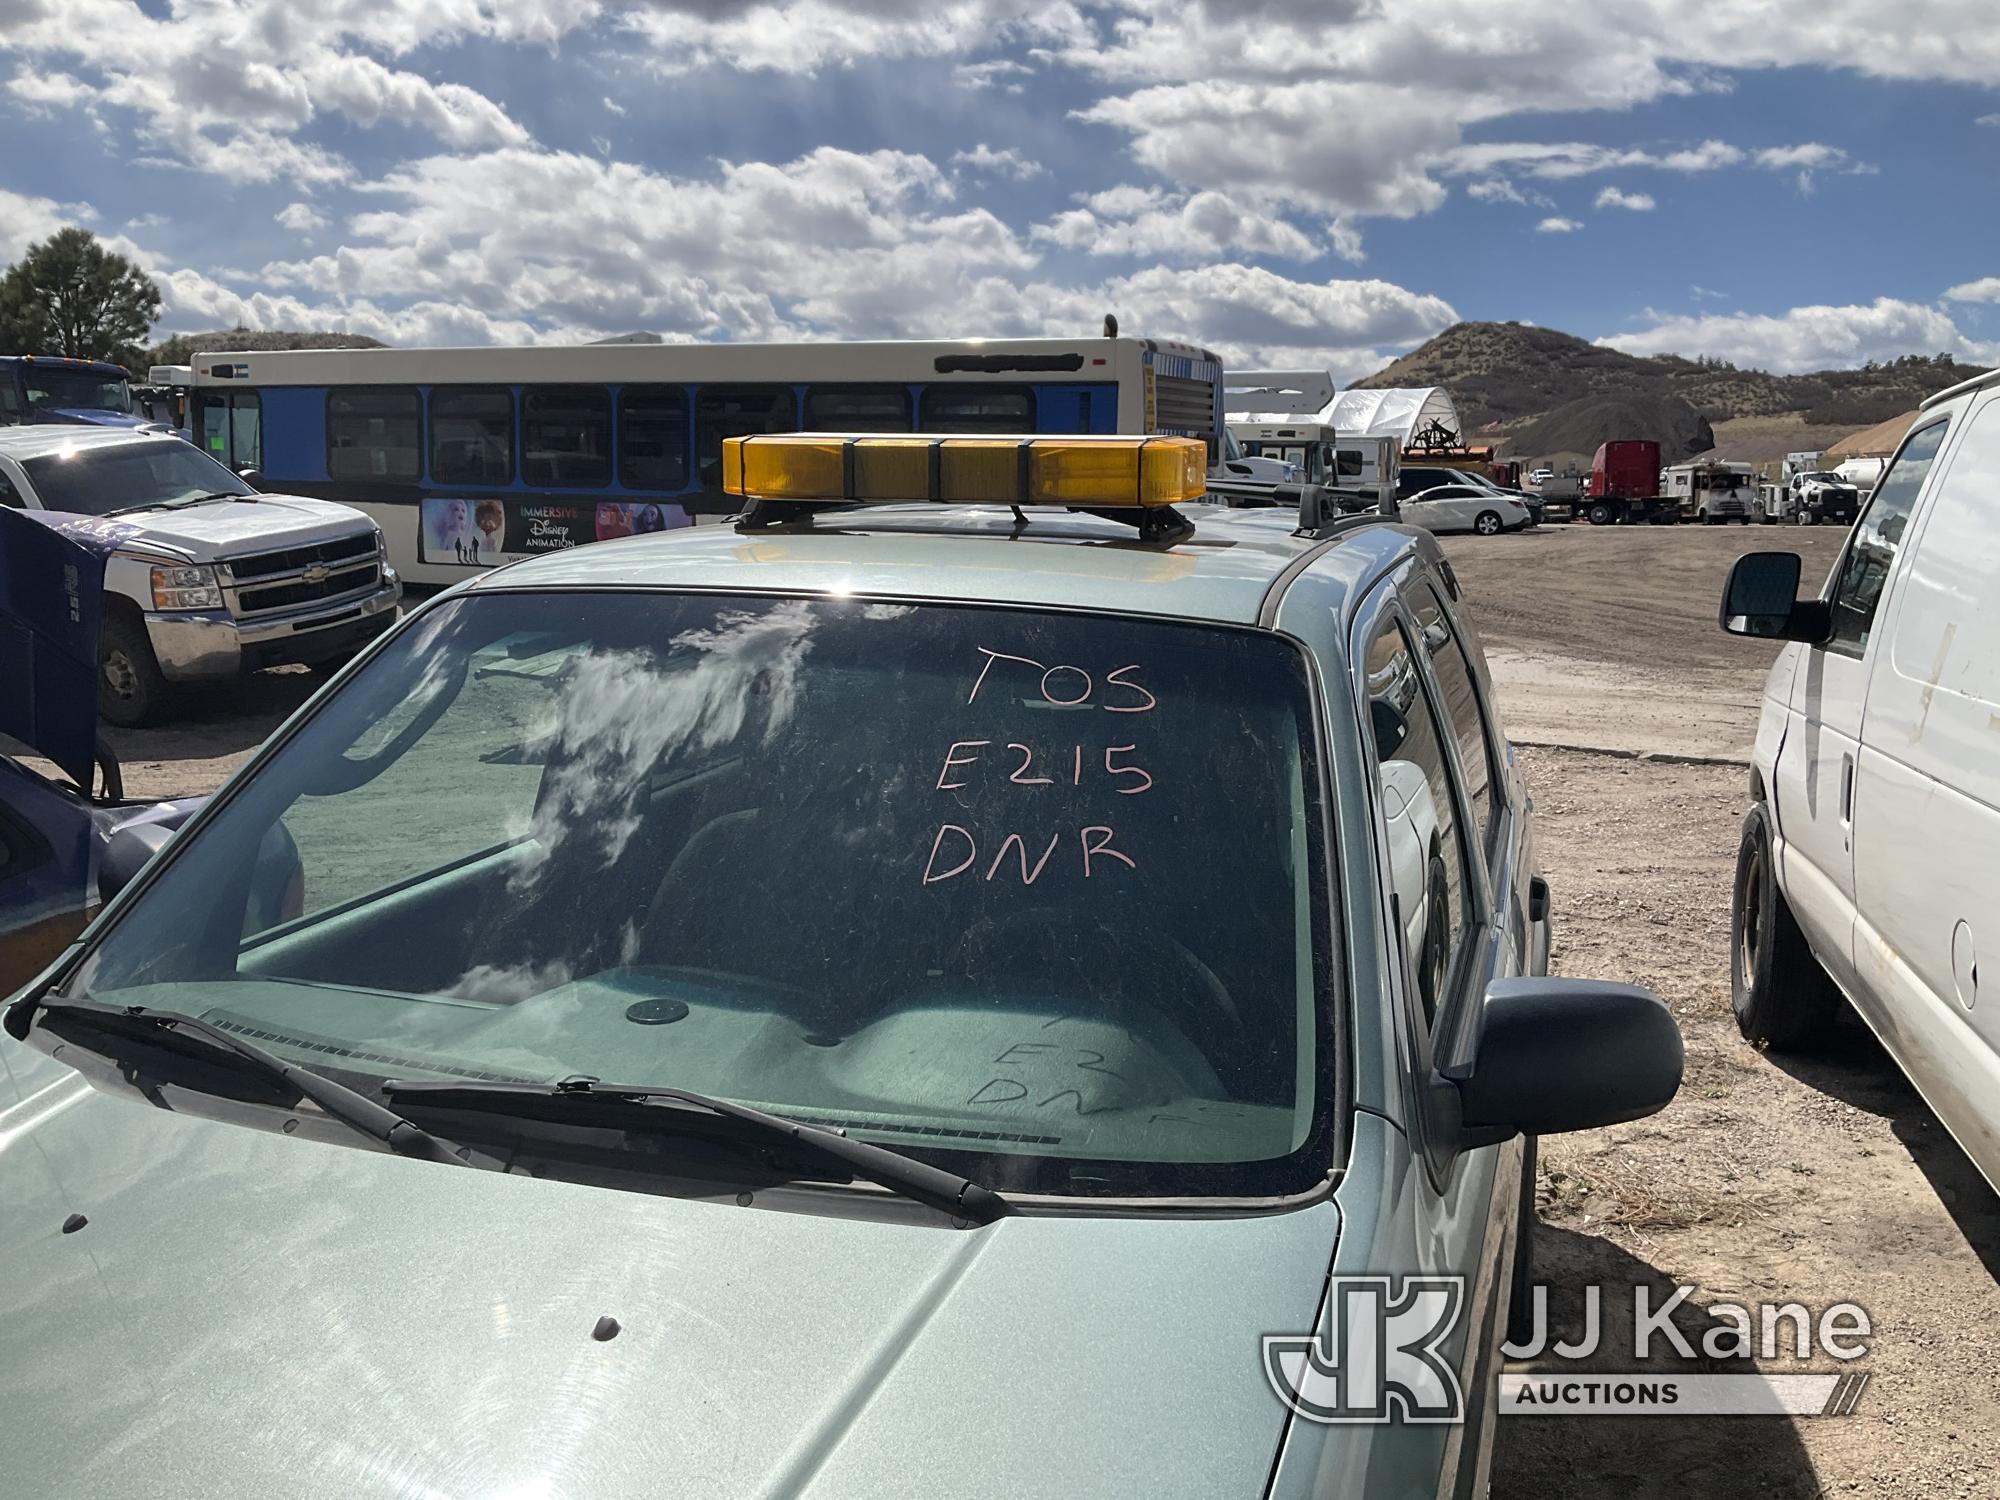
<box><xmin>695</xmin><ymin>386</ymin><xmax>798</xmax><ymax>489</ymax></box>
<box><xmin>805</xmin><ymin>385</ymin><xmax>912</xmax><ymax>432</ymax></box>
<box><xmin>618</xmin><ymin>386</ymin><xmax>688</xmax><ymax>491</ymax></box>
<box><xmin>523</xmin><ymin>387</ymin><xmax>612</xmax><ymax>487</ymax></box>
<box><xmin>431</xmin><ymin>388</ymin><xmax>515</xmax><ymax>486</ymax></box>
<box><xmin>0</xmin><ymin>374</ymin><xmax>20</xmax><ymax>426</ymax></box>
<box><xmin>919</xmin><ymin>385</ymin><xmax>1032</xmax><ymax>433</ymax></box>
<box><xmin>200</xmin><ymin>391</ymin><xmax>262</xmax><ymax>471</ymax></box>
<box><xmin>328</xmin><ymin>389</ymin><xmax>422</xmax><ymax>482</ymax></box>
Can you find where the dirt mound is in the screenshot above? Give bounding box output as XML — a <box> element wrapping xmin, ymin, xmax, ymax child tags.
<box><xmin>1510</xmin><ymin>393</ymin><xmax>1714</xmax><ymax>462</ymax></box>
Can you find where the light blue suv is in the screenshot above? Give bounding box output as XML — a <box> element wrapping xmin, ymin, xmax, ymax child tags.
<box><xmin>0</xmin><ymin>435</ymin><xmax>1681</xmax><ymax>1497</ymax></box>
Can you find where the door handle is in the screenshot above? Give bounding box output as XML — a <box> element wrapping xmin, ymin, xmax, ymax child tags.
<box><xmin>1841</xmin><ymin>753</ymin><xmax>1854</xmax><ymax>824</ymax></box>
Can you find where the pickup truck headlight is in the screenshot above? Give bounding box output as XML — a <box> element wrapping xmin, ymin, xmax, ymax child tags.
<box><xmin>150</xmin><ymin>564</ymin><xmax>223</xmax><ymax>611</ymax></box>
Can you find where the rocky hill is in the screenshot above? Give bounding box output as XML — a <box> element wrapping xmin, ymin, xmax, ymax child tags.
<box><xmin>1355</xmin><ymin>321</ymin><xmax>1985</xmax><ymax>461</ymax></box>
<box><xmin>143</xmin><ymin>328</ymin><xmax>386</xmax><ymax>367</ymax></box>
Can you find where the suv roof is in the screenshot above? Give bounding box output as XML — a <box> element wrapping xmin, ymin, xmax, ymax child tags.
<box><xmin>0</xmin><ymin>427</ymin><xmax>175</xmax><ymax>460</ymax></box>
<box><xmin>465</xmin><ymin>504</ymin><xmax>1423</xmax><ymax>628</ymax></box>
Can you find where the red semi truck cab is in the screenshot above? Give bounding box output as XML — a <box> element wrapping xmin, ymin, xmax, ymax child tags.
<box><xmin>1582</xmin><ymin>440</ymin><xmax>1672</xmax><ymax>524</ymax></box>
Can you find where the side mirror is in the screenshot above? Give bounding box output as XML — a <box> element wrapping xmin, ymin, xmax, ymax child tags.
<box><xmin>1457</xmin><ymin>978</ymin><xmax>1683</xmax><ymax>1145</ymax></box>
<box><xmin>98</xmin><ymin>820</ymin><xmax>177</xmax><ymax>903</ymax></box>
<box><xmin>1719</xmin><ymin>550</ymin><xmax>1830</xmax><ymax>642</ymax></box>
<box><xmin>1369</xmin><ymin>697</ymin><xmax>1409</xmax><ymax>758</ymax></box>
<box><xmin>236</xmin><ymin>468</ymin><xmax>263</xmax><ymax>489</ymax></box>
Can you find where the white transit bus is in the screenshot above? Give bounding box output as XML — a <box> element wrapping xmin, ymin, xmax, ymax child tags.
<box><xmin>183</xmin><ymin>337</ymin><xmax>1224</xmax><ymax>585</ymax></box>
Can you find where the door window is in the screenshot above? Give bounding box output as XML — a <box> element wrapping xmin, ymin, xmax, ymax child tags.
<box><xmin>1410</xmin><ymin>584</ymin><xmax>1500</xmax><ymax>849</ymax></box>
<box><xmin>0</xmin><ymin>376</ymin><xmax>22</xmax><ymax>425</ymax></box>
<box><xmin>1828</xmin><ymin>421</ymin><xmax>1948</xmax><ymax>655</ymax></box>
<box><xmin>199</xmin><ymin>391</ymin><xmax>261</xmax><ymax>470</ymax></box>
<box><xmin>1364</xmin><ymin>616</ymin><xmax>1477</xmax><ymax>1028</ymax></box>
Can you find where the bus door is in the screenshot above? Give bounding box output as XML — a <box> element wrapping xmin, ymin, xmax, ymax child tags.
<box><xmin>198</xmin><ymin>390</ymin><xmax>263</xmax><ymax>474</ymax></box>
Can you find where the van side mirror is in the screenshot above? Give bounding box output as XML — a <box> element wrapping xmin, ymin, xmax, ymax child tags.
<box><xmin>1719</xmin><ymin>551</ymin><xmax>1830</xmax><ymax>642</ymax></box>
<box><xmin>1457</xmin><ymin>978</ymin><xmax>1683</xmax><ymax>1146</ymax></box>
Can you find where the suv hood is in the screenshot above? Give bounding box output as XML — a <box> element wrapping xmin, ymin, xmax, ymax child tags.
<box><xmin>93</xmin><ymin>493</ymin><xmax>376</xmax><ymax>557</ymax></box>
<box><xmin>0</xmin><ymin>1067</ymin><xmax>1338</xmax><ymax>1498</ymax></box>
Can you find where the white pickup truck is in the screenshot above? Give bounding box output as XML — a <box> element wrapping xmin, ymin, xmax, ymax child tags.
<box><xmin>0</xmin><ymin>427</ymin><xmax>399</xmax><ymax>725</ymax></box>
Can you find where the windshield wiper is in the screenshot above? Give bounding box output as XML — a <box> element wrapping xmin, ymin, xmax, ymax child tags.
<box><xmin>29</xmin><ymin>997</ymin><xmax>465</xmax><ymax>1167</ymax></box>
<box><xmin>383</xmin><ymin>1076</ymin><xmax>1009</xmax><ymax>1223</ymax></box>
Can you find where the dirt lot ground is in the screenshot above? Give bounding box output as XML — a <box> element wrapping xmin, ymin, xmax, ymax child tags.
<box><xmin>1436</xmin><ymin>526</ymin><xmax>2000</xmax><ymax>1499</ymax></box>
<box><xmin>90</xmin><ymin>521</ymin><xmax>2000</xmax><ymax>1497</ymax></box>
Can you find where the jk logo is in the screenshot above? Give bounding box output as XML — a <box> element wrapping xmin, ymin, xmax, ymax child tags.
<box><xmin>1263</xmin><ymin>1276</ymin><xmax>1467</xmax><ymax>1424</ymax></box>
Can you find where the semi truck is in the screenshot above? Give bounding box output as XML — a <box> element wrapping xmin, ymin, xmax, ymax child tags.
<box><xmin>1581</xmin><ymin>439</ymin><xmax>1678</xmax><ymax>524</ymax></box>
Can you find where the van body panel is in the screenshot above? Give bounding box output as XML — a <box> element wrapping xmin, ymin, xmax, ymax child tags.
<box><xmin>1845</xmin><ymin>388</ymin><xmax>2000</xmax><ymax>1185</ymax></box>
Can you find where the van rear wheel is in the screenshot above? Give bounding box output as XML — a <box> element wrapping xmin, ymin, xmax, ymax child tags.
<box><xmin>1731</xmin><ymin>804</ymin><xmax>1843</xmax><ymax>1049</ymax></box>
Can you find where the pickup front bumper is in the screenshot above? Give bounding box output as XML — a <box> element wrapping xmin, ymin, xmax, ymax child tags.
<box><xmin>145</xmin><ymin>571</ymin><xmax>401</xmax><ymax>681</ymax></box>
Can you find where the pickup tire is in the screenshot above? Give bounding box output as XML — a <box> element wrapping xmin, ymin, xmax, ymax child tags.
<box><xmin>99</xmin><ymin>607</ymin><xmax>171</xmax><ymax>728</ymax></box>
<box><xmin>1731</xmin><ymin>803</ymin><xmax>1843</xmax><ymax>1049</ymax></box>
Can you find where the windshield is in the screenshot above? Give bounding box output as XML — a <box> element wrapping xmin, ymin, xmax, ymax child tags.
<box><xmin>22</xmin><ymin>367</ymin><xmax>132</xmax><ymax>414</ymax></box>
<box><xmin>24</xmin><ymin>439</ymin><xmax>253</xmax><ymax>517</ymax></box>
<box><xmin>61</xmin><ymin>592</ymin><xmax>1333</xmax><ymax>1200</ymax></box>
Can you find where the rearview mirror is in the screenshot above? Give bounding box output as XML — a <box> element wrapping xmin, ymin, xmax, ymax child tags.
<box><xmin>1457</xmin><ymin>978</ymin><xmax>1683</xmax><ymax>1145</ymax></box>
<box><xmin>1719</xmin><ymin>551</ymin><xmax>1829</xmax><ymax>642</ymax></box>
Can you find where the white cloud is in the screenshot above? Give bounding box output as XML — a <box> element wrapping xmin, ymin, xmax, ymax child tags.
<box><xmin>0</xmin><ymin>186</ymin><xmax>83</xmax><ymax>262</ymax></box>
<box><xmin>1033</xmin><ymin>188</ymin><xmax>1321</xmax><ymax>261</ymax></box>
<box><xmin>1075</xmin><ymin>262</ymin><xmax>1458</xmax><ymax>378</ymax></box>
<box><xmin>603</xmin><ymin>95</ymin><xmax>627</xmax><ymax>116</ymax></box>
<box><xmin>1467</xmin><ymin>178</ymin><xmax>1554</xmax><ymax>209</ymax></box>
<box><xmin>1945</xmin><ymin>277</ymin><xmax>2000</xmax><ymax>304</ymax></box>
<box><xmin>1537</xmin><ymin>216</ymin><xmax>1584</xmax><ymax>233</ymax></box>
<box><xmin>622</xmin><ymin>1</ymin><xmax>1091</xmax><ymax>77</ymax></box>
<box><xmin>276</xmin><ymin>202</ymin><xmax>329</xmax><ymax>235</ymax></box>
<box><xmin>952</xmin><ymin>144</ymin><xmax>1047</xmax><ymax>180</ymax></box>
<box><xmin>1078</xmin><ymin>79</ymin><xmax>1455</xmax><ymax>218</ymax></box>
<box><xmin>953</xmin><ymin>57</ymin><xmax>1033</xmax><ymax>93</ymax></box>
<box><xmin>1598</xmin><ymin>297</ymin><xmax>2000</xmax><ymax>373</ymax></box>
<box><xmin>1594</xmin><ymin>186</ymin><xmax>1656</xmax><ymax>211</ymax></box>
<box><xmin>153</xmin><ymin>140</ymin><xmax>1450</xmax><ymax>378</ymax></box>
<box><xmin>1980</xmin><ymin>113</ymin><xmax>2000</xmax><ymax>127</ymax></box>
<box><xmin>0</xmin><ymin>0</ymin><xmax>536</xmax><ymax>186</ymax></box>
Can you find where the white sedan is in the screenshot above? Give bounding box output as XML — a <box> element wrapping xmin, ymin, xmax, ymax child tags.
<box><xmin>1401</xmin><ymin>484</ymin><xmax>1533</xmax><ymax>537</ymax></box>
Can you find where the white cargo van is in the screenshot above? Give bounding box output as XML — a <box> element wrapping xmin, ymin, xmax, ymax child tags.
<box><xmin>1719</xmin><ymin>367</ymin><xmax>2000</xmax><ymax>1189</ymax></box>
<box><xmin>0</xmin><ymin>427</ymin><xmax>399</xmax><ymax>726</ymax></box>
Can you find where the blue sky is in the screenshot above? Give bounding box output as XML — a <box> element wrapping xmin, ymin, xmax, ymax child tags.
<box><xmin>1</xmin><ymin>0</ymin><xmax>1997</xmax><ymax>380</ymax></box>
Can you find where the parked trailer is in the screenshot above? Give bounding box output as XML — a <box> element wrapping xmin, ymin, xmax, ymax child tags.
<box><xmin>1582</xmin><ymin>439</ymin><xmax>1678</xmax><ymax>524</ymax></box>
